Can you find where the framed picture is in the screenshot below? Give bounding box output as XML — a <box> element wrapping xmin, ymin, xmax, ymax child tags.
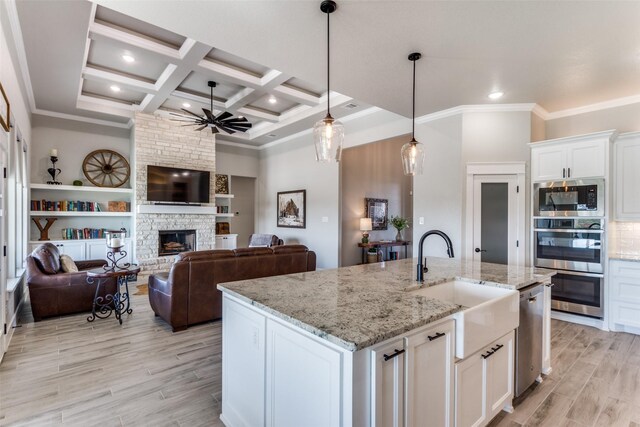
<box><xmin>277</xmin><ymin>189</ymin><xmax>306</xmax><ymax>228</ymax></box>
<box><xmin>215</xmin><ymin>174</ymin><xmax>229</xmax><ymax>194</ymax></box>
<box><xmin>0</xmin><ymin>82</ymin><xmax>9</xmax><ymax>132</ymax></box>
<box><xmin>365</xmin><ymin>198</ymin><xmax>388</xmax><ymax>230</ymax></box>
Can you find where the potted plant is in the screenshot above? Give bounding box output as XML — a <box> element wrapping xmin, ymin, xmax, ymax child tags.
<box><xmin>390</xmin><ymin>215</ymin><xmax>410</xmax><ymax>242</ymax></box>
<box><xmin>367</xmin><ymin>247</ymin><xmax>379</xmax><ymax>264</ymax></box>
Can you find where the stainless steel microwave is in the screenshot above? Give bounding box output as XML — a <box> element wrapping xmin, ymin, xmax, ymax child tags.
<box><xmin>533</xmin><ymin>179</ymin><xmax>604</xmax><ymax>217</ymax></box>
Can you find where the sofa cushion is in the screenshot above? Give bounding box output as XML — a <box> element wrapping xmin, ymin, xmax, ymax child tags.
<box><xmin>272</xmin><ymin>245</ymin><xmax>308</xmax><ymax>254</ymax></box>
<box><xmin>176</xmin><ymin>250</ymin><xmax>235</xmax><ymax>262</ymax></box>
<box><xmin>233</xmin><ymin>247</ymin><xmax>273</xmax><ymax>257</ymax></box>
<box><xmin>31</xmin><ymin>243</ymin><xmax>61</xmax><ymax>274</ymax></box>
<box><xmin>60</xmin><ymin>255</ymin><xmax>79</xmax><ymax>273</ymax></box>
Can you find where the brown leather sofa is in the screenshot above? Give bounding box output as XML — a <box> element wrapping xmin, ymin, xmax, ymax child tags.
<box><xmin>148</xmin><ymin>245</ymin><xmax>316</xmax><ymax>332</ymax></box>
<box><xmin>26</xmin><ymin>243</ymin><xmax>117</xmax><ymax>321</ymax></box>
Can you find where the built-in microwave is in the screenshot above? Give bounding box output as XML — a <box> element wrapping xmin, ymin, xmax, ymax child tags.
<box><xmin>533</xmin><ymin>179</ymin><xmax>604</xmax><ymax>217</ymax></box>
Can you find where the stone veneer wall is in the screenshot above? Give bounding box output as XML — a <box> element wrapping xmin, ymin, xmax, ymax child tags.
<box><xmin>134</xmin><ymin>112</ymin><xmax>216</xmax><ymax>277</ymax></box>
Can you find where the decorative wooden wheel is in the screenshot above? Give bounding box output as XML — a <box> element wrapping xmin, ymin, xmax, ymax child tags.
<box><xmin>82</xmin><ymin>149</ymin><xmax>130</xmax><ymax>187</ymax></box>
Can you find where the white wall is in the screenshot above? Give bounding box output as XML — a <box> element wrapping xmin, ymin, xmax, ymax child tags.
<box><xmin>216</xmin><ymin>143</ymin><xmax>259</xmax><ymax>178</ymax></box>
<box><xmin>545</xmin><ymin>102</ymin><xmax>640</xmax><ymax>140</ymax></box>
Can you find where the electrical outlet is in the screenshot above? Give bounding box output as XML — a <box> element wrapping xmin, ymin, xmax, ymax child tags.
<box><xmin>419</xmin><ymin>217</ymin><xmax>424</xmax><ymax>225</ymax></box>
<box><xmin>321</xmin><ymin>216</ymin><xmax>329</xmax><ymax>223</ymax></box>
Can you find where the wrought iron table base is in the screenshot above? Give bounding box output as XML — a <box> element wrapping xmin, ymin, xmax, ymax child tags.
<box><xmin>87</xmin><ymin>274</ymin><xmax>132</xmax><ymax>324</ymax></box>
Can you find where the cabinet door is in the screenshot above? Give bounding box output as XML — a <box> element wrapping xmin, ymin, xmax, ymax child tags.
<box><xmin>566</xmin><ymin>140</ymin><xmax>606</xmax><ymax>179</ymax></box>
<box><xmin>266</xmin><ymin>319</ymin><xmax>343</xmax><ymax>427</ymax></box>
<box><xmin>222</xmin><ymin>295</ymin><xmax>266</xmax><ymax>427</ymax></box>
<box><xmin>542</xmin><ymin>283</ymin><xmax>552</xmax><ymax>375</ymax></box>
<box><xmin>86</xmin><ymin>241</ymin><xmax>107</xmax><ymax>261</ymax></box>
<box><xmin>610</xmin><ymin>260</ymin><xmax>640</xmax><ymax>330</ymax></box>
<box><xmin>406</xmin><ymin>320</ymin><xmax>455</xmax><ymax>427</ymax></box>
<box><xmin>485</xmin><ymin>331</ymin><xmax>514</xmax><ymax>421</ymax></box>
<box><xmin>371</xmin><ymin>338</ymin><xmax>405</xmax><ymax>427</ymax></box>
<box><xmin>455</xmin><ymin>352</ymin><xmax>486</xmax><ymax>427</ymax></box>
<box><xmin>57</xmin><ymin>241</ymin><xmax>86</xmax><ymax>261</ymax></box>
<box><xmin>615</xmin><ymin>137</ymin><xmax>640</xmax><ymax>219</ymax></box>
<box><xmin>531</xmin><ymin>145</ymin><xmax>566</xmax><ymax>182</ymax></box>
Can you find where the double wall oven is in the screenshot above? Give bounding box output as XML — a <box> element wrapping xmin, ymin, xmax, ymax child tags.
<box><xmin>533</xmin><ymin>179</ymin><xmax>605</xmax><ymax>318</ymax></box>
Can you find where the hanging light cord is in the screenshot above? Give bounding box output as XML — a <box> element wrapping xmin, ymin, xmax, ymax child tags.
<box><xmin>326</xmin><ymin>8</ymin><xmax>331</xmax><ymax>118</ymax></box>
<box><xmin>210</xmin><ymin>84</ymin><xmax>213</xmax><ymax>112</ymax></box>
<box><xmin>412</xmin><ymin>58</ymin><xmax>416</xmax><ymax>141</ymax></box>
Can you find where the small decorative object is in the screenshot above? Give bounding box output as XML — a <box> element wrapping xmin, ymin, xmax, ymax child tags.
<box><xmin>390</xmin><ymin>215</ymin><xmax>410</xmax><ymax>241</ymax></box>
<box><xmin>365</xmin><ymin>198</ymin><xmax>388</xmax><ymax>230</ymax></box>
<box><xmin>104</xmin><ymin>229</ymin><xmax>130</xmax><ymax>271</ymax></box>
<box><xmin>216</xmin><ymin>222</ymin><xmax>230</xmax><ymax>235</ymax></box>
<box><xmin>277</xmin><ymin>189</ymin><xmax>306</xmax><ymax>228</ymax></box>
<box><xmin>389</xmin><ymin>251</ymin><xmax>398</xmax><ymax>261</ymax></box>
<box><xmin>47</xmin><ymin>149</ymin><xmax>62</xmax><ymax>185</ymax></box>
<box><xmin>367</xmin><ymin>248</ymin><xmax>379</xmax><ymax>264</ymax></box>
<box><xmin>108</xmin><ymin>201</ymin><xmax>130</xmax><ymax>212</ymax></box>
<box><xmin>82</xmin><ymin>149</ymin><xmax>130</xmax><ymax>187</ymax></box>
<box><xmin>73</xmin><ymin>180</ymin><xmax>83</xmax><ymax>186</ymax></box>
<box><xmin>360</xmin><ymin>217</ymin><xmax>372</xmax><ymax>243</ymax></box>
<box><xmin>32</xmin><ymin>217</ymin><xmax>57</xmax><ymax>241</ymax></box>
<box><xmin>0</xmin><ymin>82</ymin><xmax>9</xmax><ymax>132</ymax></box>
<box><xmin>215</xmin><ymin>174</ymin><xmax>229</xmax><ymax>194</ymax></box>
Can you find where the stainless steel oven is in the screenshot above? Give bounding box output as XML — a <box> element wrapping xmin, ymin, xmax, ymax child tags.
<box><xmin>533</xmin><ymin>179</ymin><xmax>604</xmax><ymax>217</ymax></box>
<box><xmin>534</xmin><ymin>218</ymin><xmax>604</xmax><ymax>273</ymax></box>
<box><xmin>549</xmin><ymin>271</ymin><xmax>604</xmax><ymax>318</ymax></box>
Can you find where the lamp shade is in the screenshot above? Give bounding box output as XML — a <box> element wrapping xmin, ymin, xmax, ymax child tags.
<box><xmin>360</xmin><ymin>217</ymin><xmax>372</xmax><ymax>231</ymax></box>
<box><xmin>401</xmin><ymin>140</ymin><xmax>425</xmax><ymax>176</ymax></box>
<box><xmin>313</xmin><ymin>116</ymin><xmax>344</xmax><ymax>162</ymax></box>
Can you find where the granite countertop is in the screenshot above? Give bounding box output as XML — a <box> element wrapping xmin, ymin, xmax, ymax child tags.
<box><xmin>218</xmin><ymin>257</ymin><xmax>556</xmax><ymax>352</ymax></box>
<box><xmin>609</xmin><ymin>253</ymin><xmax>640</xmax><ymax>262</ymax></box>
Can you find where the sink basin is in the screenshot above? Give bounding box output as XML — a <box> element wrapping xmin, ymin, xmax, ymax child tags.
<box><xmin>411</xmin><ymin>280</ymin><xmax>519</xmax><ymax>358</ymax></box>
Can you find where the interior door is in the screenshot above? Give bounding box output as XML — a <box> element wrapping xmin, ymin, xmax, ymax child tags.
<box><xmin>472</xmin><ymin>175</ymin><xmax>519</xmax><ymax>265</ymax></box>
<box><xmin>0</xmin><ymin>142</ymin><xmax>7</xmax><ymax>358</ymax></box>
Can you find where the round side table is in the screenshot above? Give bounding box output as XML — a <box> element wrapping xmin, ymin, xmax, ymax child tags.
<box><xmin>86</xmin><ymin>266</ymin><xmax>141</xmax><ymax>325</ymax></box>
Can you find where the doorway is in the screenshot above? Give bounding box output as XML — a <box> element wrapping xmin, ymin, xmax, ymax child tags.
<box><xmin>230</xmin><ymin>176</ymin><xmax>256</xmax><ymax>248</ymax></box>
<box><xmin>465</xmin><ymin>163</ymin><xmax>525</xmax><ymax>266</ymax></box>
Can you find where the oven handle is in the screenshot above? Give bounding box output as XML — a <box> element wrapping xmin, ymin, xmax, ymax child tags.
<box><xmin>534</xmin><ymin>228</ymin><xmax>604</xmax><ymax>234</ymax></box>
<box><xmin>556</xmin><ymin>271</ymin><xmax>604</xmax><ymax>279</ymax></box>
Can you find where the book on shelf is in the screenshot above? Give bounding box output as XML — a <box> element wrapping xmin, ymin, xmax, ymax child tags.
<box><xmin>61</xmin><ymin>228</ymin><xmax>109</xmax><ymax>240</ymax></box>
<box><xmin>30</xmin><ymin>199</ymin><xmax>103</xmax><ymax>212</ymax></box>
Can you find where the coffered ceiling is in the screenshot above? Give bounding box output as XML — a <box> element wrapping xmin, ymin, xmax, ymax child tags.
<box><xmin>13</xmin><ymin>1</ymin><xmax>370</xmax><ymax>145</ymax></box>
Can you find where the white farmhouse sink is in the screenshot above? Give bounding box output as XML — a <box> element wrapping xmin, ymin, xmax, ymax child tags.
<box><xmin>412</xmin><ymin>280</ymin><xmax>519</xmax><ymax>358</ymax></box>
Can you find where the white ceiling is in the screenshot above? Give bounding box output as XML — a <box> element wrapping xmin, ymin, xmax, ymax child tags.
<box><xmin>13</xmin><ymin>1</ymin><xmax>640</xmax><ymax>144</ymax></box>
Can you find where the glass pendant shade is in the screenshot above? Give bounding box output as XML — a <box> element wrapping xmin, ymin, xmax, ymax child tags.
<box><xmin>313</xmin><ymin>115</ymin><xmax>344</xmax><ymax>162</ymax></box>
<box><xmin>401</xmin><ymin>139</ymin><xmax>425</xmax><ymax>176</ymax></box>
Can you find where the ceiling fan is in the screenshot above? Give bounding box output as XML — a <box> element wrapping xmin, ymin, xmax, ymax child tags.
<box><xmin>171</xmin><ymin>81</ymin><xmax>252</xmax><ymax>135</ymax></box>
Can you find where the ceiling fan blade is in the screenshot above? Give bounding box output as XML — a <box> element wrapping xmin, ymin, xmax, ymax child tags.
<box><xmin>219</xmin><ymin>127</ymin><xmax>237</xmax><ymax>135</ymax></box>
<box><xmin>222</xmin><ymin>121</ymin><xmax>252</xmax><ymax>129</ymax></box>
<box><xmin>214</xmin><ymin>111</ymin><xmax>233</xmax><ymax>121</ymax></box>
<box><xmin>211</xmin><ymin>126</ymin><xmax>219</xmax><ymax>134</ymax></box>
<box><xmin>195</xmin><ymin>125</ymin><xmax>208</xmax><ymax>131</ymax></box>
<box><xmin>223</xmin><ymin>125</ymin><xmax>250</xmax><ymax>133</ymax></box>
<box><xmin>181</xmin><ymin>108</ymin><xmax>204</xmax><ymax>119</ymax></box>
<box><xmin>202</xmin><ymin>108</ymin><xmax>215</xmax><ymax>121</ymax></box>
<box><xmin>220</xmin><ymin>119</ymin><xmax>252</xmax><ymax>127</ymax></box>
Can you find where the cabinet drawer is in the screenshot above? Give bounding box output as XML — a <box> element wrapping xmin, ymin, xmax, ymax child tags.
<box><xmin>611</xmin><ymin>301</ymin><xmax>640</xmax><ymax>329</ymax></box>
<box><xmin>610</xmin><ymin>260</ymin><xmax>640</xmax><ymax>279</ymax></box>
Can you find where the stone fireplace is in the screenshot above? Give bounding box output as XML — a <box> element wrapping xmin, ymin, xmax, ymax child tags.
<box><xmin>158</xmin><ymin>230</ymin><xmax>196</xmax><ymax>256</ymax></box>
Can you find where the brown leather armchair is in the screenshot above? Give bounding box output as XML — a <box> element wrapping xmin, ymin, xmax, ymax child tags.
<box><xmin>27</xmin><ymin>243</ymin><xmax>117</xmax><ymax>321</ymax></box>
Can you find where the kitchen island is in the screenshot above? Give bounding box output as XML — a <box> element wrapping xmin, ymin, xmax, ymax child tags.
<box><xmin>217</xmin><ymin>257</ymin><xmax>555</xmax><ymax>427</ymax></box>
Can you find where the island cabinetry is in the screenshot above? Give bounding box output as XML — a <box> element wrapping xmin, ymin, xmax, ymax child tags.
<box><xmin>454</xmin><ymin>330</ymin><xmax>514</xmax><ymax>427</ymax></box>
<box><xmin>371</xmin><ymin>318</ymin><xmax>454</xmax><ymax>427</ymax></box>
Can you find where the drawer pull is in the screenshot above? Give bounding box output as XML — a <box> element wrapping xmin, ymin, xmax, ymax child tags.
<box><xmin>383</xmin><ymin>349</ymin><xmax>405</xmax><ymax>362</ymax></box>
<box><xmin>428</xmin><ymin>332</ymin><xmax>446</xmax><ymax>341</ymax></box>
<box><xmin>482</xmin><ymin>350</ymin><xmax>495</xmax><ymax>359</ymax></box>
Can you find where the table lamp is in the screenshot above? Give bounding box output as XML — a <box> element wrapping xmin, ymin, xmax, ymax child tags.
<box><xmin>360</xmin><ymin>218</ymin><xmax>372</xmax><ymax>244</ymax></box>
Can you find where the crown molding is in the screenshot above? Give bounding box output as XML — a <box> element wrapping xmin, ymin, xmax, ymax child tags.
<box><xmin>3</xmin><ymin>0</ymin><xmax>36</xmax><ymax>111</ymax></box>
<box><xmin>33</xmin><ymin>109</ymin><xmax>131</xmax><ymax>129</ymax></box>
<box><xmin>544</xmin><ymin>94</ymin><xmax>640</xmax><ymax>120</ymax></box>
<box><xmin>215</xmin><ymin>139</ymin><xmax>261</xmax><ymax>150</ymax></box>
<box><xmin>415</xmin><ymin>103</ymin><xmax>539</xmax><ymax>124</ymax></box>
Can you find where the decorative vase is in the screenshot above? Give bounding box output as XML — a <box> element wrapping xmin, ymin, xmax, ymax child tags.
<box><xmin>395</xmin><ymin>229</ymin><xmax>404</xmax><ymax>242</ymax></box>
<box><xmin>367</xmin><ymin>251</ymin><xmax>378</xmax><ymax>264</ymax></box>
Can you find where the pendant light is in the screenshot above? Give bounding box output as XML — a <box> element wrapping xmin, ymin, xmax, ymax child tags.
<box><xmin>401</xmin><ymin>52</ymin><xmax>425</xmax><ymax>176</ymax></box>
<box><xmin>313</xmin><ymin>0</ymin><xmax>344</xmax><ymax>162</ymax></box>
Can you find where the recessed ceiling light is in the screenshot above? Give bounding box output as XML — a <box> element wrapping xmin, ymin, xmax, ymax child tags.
<box><xmin>268</xmin><ymin>96</ymin><xmax>277</xmax><ymax>104</ymax></box>
<box><xmin>488</xmin><ymin>91</ymin><xmax>504</xmax><ymax>100</ymax></box>
<box><xmin>110</xmin><ymin>85</ymin><xmax>121</xmax><ymax>92</ymax></box>
<box><xmin>182</xmin><ymin>102</ymin><xmax>191</xmax><ymax>108</ymax></box>
<box><xmin>122</xmin><ymin>54</ymin><xmax>135</xmax><ymax>63</ymax></box>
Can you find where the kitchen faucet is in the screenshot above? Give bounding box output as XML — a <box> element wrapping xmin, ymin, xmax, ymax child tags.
<box><xmin>416</xmin><ymin>230</ymin><xmax>455</xmax><ymax>282</ymax></box>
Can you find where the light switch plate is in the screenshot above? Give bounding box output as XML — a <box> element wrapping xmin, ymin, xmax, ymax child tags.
<box><xmin>419</xmin><ymin>217</ymin><xmax>424</xmax><ymax>225</ymax></box>
<box><xmin>321</xmin><ymin>216</ymin><xmax>329</xmax><ymax>223</ymax></box>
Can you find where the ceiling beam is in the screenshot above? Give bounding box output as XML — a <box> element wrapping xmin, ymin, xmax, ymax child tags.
<box><xmin>224</xmin><ymin>69</ymin><xmax>290</xmax><ymax>111</ymax></box>
<box><xmin>82</xmin><ymin>65</ymin><xmax>158</xmax><ymax>94</ymax></box>
<box><xmin>171</xmin><ymin>89</ymin><xmax>280</xmax><ymax>123</ymax></box>
<box><xmin>88</xmin><ymin>21</ymin><xmax>181</xmax><ymax>61</ymax></box>
<box><xmin>272</xmin><ymin>84</ymin><xmax>322</xmax><ymax>107</ymax></box>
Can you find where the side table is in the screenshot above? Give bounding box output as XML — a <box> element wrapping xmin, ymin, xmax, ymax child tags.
<box><xmin>86</xmin><ymin>266</ymin><xmax>140</xmax><ymax>325</ymax></box>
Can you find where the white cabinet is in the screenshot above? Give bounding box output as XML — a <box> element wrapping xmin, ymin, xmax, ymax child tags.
<box><xmin>614</xmin><ymin>132</ymin><xmax>640</xmax><ymax>220</ymax></box>
<box><xmin>215</xmin><ymin>234</ymin><xmax>237</xmax><ymax>249</ymax></box>
<box><xmin>86</xmin><ymin>239</ymin><xmax>132</xmax><ymax>264</ymax></box>
<box><xmin>55</xmin><ymin>241</ymin><xmax>86</xmax><ymax>260</ymax></box>
<box><xmin>371</xmin><ymin>318</ymin><xmax>455</xmax><ymax>427</ymax></box>
<box><xmin>530</xmin><ymin>130</ymin><xmax>614</xmax><ymax>182</ymax></box>
<box><xmin>609</xmin><ymin>260</ymin><xmax>640</xmax><ymax>334</ymax></box>
<box><xmin>29</xmin><ymin>239</ymin><xmax>132</xmax><ymax>263</ymax></box>
<box><xmin>455</xmin><ymin>331</ymin><xmax>514</xmax><ymax>427</ymax></box>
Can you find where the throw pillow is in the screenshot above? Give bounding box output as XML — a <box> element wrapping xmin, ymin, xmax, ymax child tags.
<box><xmin>60</xmin><ymin>254</ymin><xmax>79</xmax><ymax>273</ymax></box>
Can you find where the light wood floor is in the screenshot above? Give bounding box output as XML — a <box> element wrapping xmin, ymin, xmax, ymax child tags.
<box><xmin>1</xmin><ymin>288</ymin><xmax>639</xmax><ymax>426</ymax></box>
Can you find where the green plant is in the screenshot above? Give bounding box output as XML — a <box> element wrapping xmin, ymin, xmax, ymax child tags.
<box><xmin>390</xmin><ymin>215</ymin><xmax>410</xmax><ymax>231</ymax></box>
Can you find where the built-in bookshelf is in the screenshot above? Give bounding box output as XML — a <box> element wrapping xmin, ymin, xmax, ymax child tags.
<box><xmin>215</xmin><ymin>176</ymin><xmax>235</xmax><ymax>219</ymax></box>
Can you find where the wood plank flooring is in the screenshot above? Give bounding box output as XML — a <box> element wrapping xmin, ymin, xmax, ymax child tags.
<box><xmin>1</xmin><ymin>287</ymin><xmax>639</xmax><ymax>426</ymax></box>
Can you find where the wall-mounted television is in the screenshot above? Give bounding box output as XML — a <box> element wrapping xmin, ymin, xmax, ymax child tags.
<box><xmin>147</xmin><ymin>165</ymin><xmax>210</xmax><ymax>204</ymax></box>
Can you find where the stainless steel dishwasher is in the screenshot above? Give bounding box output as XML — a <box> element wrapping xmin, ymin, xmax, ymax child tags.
<box><xmin>515</xmin><ymin>282</ymin><xmax>544</xmax><ymax>397</ymax></box>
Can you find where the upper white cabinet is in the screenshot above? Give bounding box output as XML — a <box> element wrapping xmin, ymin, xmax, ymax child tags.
<box><xmin>614</xmin><ymin>131</ymin><xmax>640</xmax><ymax>220</ymax></box>
<box><xmin>530</xmin><ymin>130</ymin><xmax>615</xmax><ymax>182</ymax></box>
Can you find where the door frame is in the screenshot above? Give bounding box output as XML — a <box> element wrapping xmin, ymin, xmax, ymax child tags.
<box><xmin>465</xmin><ymin>162</ymin><xmax>526</xmax><ymax>266</ymax></box>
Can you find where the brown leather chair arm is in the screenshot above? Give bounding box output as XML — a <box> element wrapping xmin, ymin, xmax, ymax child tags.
<box><xmin>28</xmin><ymin>270</ymin><xmax>94</xmax><ymax>289</ymax></box>
<box><xmin>307</xmin><ymin>251</ymin><xmax>317</xmax><ymax>271</ymax></box>
<box><xmin>76</xmin><ymin>259</ymin><xmax>107</xmax><ymax>270</ymax></box>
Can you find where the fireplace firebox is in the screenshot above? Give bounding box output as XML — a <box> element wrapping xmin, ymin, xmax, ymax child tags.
<box><xmin>158</xmin><ymin>230</ymin><xmax>196</xmax><ymax>256</ymax></box>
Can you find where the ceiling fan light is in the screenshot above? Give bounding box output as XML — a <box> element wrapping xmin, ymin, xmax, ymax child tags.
<box><xmin>313</xmin><ymin>115</ymin><xmax>344</xmax><ymax>162</ymax></box>
<box><xmin>401</xmin><ymin>140</ymin><xmax>425</xmax><ymax>176</ymax></box>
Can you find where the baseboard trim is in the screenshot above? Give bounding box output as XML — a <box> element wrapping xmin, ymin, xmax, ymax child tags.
<box><xmin>551</xmin><ymin>310</ymin><xmax>607</xmax><ymax>330</ymax></box>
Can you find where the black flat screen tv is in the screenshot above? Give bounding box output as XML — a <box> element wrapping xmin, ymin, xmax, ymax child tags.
<box><xmin>147</xmin><ymin>165</ymin><xmax>210</xmax><ymax>204</ymax></box>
